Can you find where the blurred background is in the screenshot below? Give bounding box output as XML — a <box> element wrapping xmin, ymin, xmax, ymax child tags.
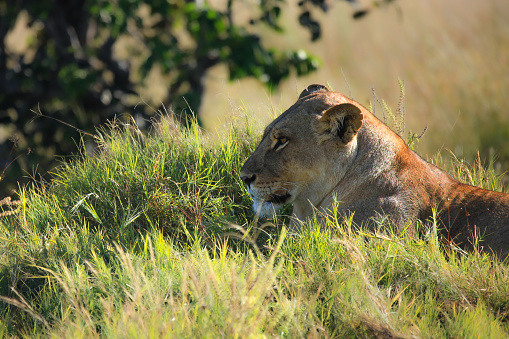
<box><xmin>1</xmin><ymin>0</ymin><xmax>508</xmax><ymax>198</ymax></box>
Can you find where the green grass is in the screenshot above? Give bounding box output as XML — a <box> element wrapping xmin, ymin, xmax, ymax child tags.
<box><xmin>1</xmin><ymin>113</ymin><xmax>509</xmax><ymax>338</ymax></box>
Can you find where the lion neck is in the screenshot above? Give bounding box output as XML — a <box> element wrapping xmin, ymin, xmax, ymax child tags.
<box><xmin>296</xmin><ymin>110</ymin><xmax>405</xmax><ymax>219</ymax></box>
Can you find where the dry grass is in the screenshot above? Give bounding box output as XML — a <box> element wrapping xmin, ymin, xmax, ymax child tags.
<box><xmin>200</xmin><ymin>0</ymin><xmax>509</xmax><ymax>170</ymax></box>
<box><xmin>0</xmin><ymin>197</ymin><xmax>21</xmax><ymax>217</ymax></box>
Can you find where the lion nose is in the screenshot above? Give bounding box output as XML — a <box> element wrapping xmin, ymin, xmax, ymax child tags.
<box><xmin>241</xmin><ymin>174</ymin><xmax>256</xmax><ymax>188</ymax></box>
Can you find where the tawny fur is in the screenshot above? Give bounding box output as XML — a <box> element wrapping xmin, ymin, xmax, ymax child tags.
<box><xmin>240</xmin><ymin>85</ymin><xmax>509</xmax><ymax>258</ymax></box>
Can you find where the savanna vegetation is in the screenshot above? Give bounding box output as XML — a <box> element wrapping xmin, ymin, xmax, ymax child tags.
<box><xmin>1</xmin><ymin>103</ymin><xmax>508</xmax><ymax>337</ymax></box>
<box><xmin>0</xmin><ymin>0</ymin><xmax>395</xmax><ymax>198</ymax></box>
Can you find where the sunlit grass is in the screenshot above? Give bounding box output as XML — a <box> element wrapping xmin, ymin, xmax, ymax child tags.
<box><xmin>0</xmin><ymin>111</ymin><xmax>508</xmax><ymax>337</ymax></box>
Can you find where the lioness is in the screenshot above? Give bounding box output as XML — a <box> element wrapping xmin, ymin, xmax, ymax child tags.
<box><xmin>240</xmin><ymin>84</ymin><xmax>509</xmax><ymax>257</ymax></box>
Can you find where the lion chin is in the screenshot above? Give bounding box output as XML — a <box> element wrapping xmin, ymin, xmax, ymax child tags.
<box><xmin>252</xmin><ymin>200</ymin><xmax>282</xmax><ymax>217</ymax></box>
<box><xmin>250</xmin><ymin>192</ymin><xmax>291</xmax><ymax>217</ymax></box>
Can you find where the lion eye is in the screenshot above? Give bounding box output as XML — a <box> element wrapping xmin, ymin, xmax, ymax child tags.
<box><xmin>274</xmin><ymin>137</ymin><xmax>289</xmax><ymax>151</ymax></box>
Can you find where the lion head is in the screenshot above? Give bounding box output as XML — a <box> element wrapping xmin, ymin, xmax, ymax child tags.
<box><xmin>240</xmin><ymin>84</ymin><xmax>363</xmax><ymax>219</ymax></box>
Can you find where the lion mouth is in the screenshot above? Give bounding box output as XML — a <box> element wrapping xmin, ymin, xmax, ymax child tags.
<box><xmin>267</xmin><ymin>193</ymin><xmax>291</xmax><ymax>204</ymax></box>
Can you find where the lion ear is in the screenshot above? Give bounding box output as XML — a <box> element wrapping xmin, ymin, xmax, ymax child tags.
<box><xmin>314</xmin><ymin>103</ymin><xmax>363</xmax><ymax>145</ymax></box>
<box><xmin>298</xmin><ymin>84</ymin><xmax>330</xmax><ymax>99</ymax></box>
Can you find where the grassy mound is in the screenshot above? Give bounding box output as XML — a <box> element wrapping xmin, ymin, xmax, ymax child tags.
<box><xmin>0</xmin><ymin>115</ymin><xmax>508</xmax><ymax>337</ymax></box>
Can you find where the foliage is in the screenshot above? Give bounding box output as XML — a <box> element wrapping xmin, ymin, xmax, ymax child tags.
<box><xmin>0</xmin><ymin>110</ymin><xmax>508</xmax><ymax>337</ymax></box>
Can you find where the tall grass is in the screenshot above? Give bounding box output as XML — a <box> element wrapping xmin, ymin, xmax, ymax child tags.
<box><xmin>1</xmin><ymin>112</ymin><xmax>509</xmax><ymax>337</ymax></box>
